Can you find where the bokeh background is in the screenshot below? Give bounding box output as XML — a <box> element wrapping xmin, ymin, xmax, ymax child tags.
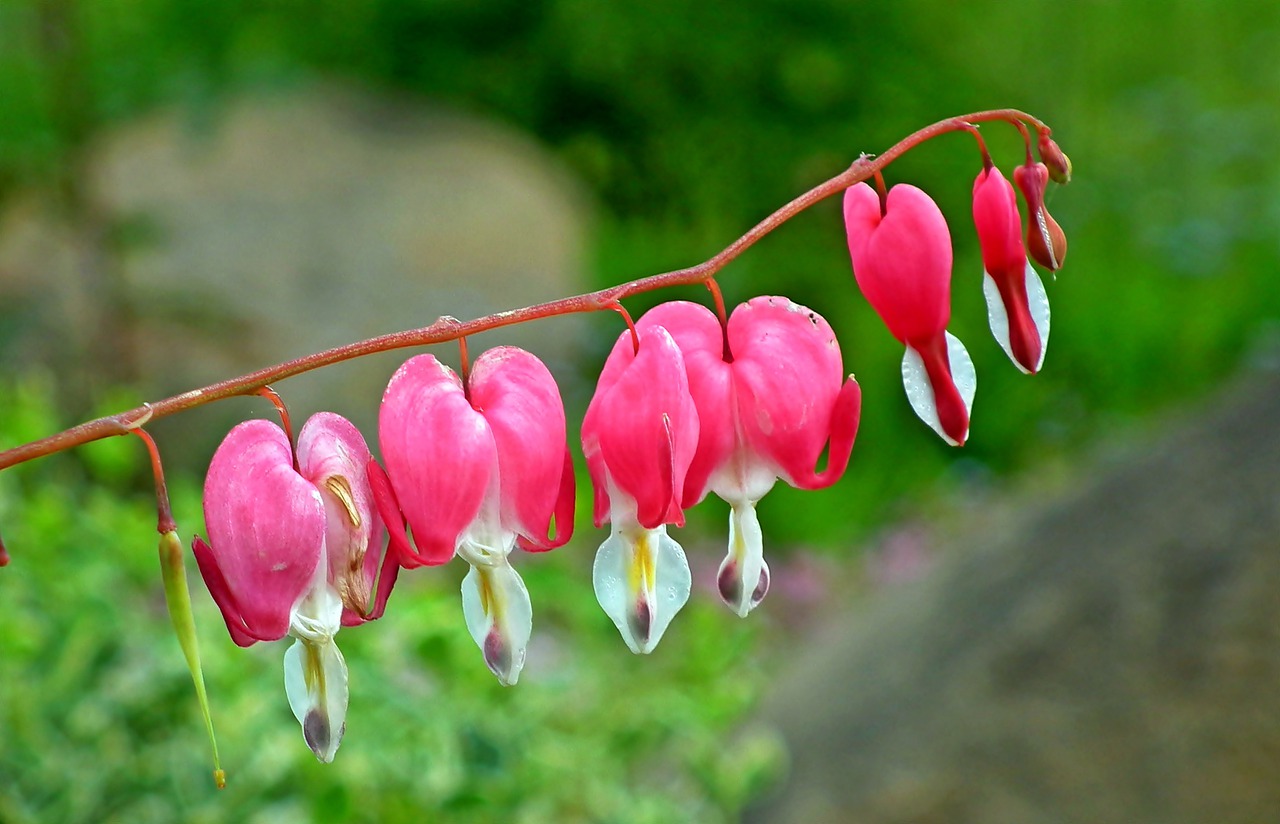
<box><xmin>1</xmin><ymin>1</ymin><xmax>1278</xmax><ymax>822</ymax></box>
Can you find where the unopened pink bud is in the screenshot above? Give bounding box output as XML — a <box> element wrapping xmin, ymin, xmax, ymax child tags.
<box><xmin>1037</xmin><ymin>133</ymin><xmax>1072</xmax><ymax>185</ymax></box>
<box><xmin>1014</xmin><ymin>162</ymin><xmax>1068</xmax><ymax>272</ymax></box>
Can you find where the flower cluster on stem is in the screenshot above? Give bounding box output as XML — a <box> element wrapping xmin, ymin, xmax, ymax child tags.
<box><xmin>0</xmin><ymin>109</ymin><xmax>1069</xmax><ymax>773</ymax></box>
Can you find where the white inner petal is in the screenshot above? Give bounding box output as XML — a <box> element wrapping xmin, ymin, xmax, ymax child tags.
<box><xmin>947</xmin><ymin>331</ymin><xmax>977</xmax><ymax>415</ymax></box>
<box><xmin>461</xmin><ymin>560</ymin><xmax>532</xmax><ymax>686</ymax></box>
<box><xmin>592</xmin><ymin>523</ymin><xmax>691</xmax><ymax>654</ymax></box>
<box><xmin>283</xmin><ymin>635</ymin><xmax>349</xmax><ymax>763</ymax></box>
<box><xmin>982</xmin><ymin>270</ymin><xmax>1018</xmax><ymax>370</ymax></box>
<box><xmin>900</xmin><ymin>334</ymin><xmax>975</xmax><ymax>447</ymax></box>
<box><xmin>719</xmin><ymin>501</ymin><xmax>769</xmax><ymax>618</ymax></box>
<box><xmin>1025</xmin><ymin>260</ymin><xmax>1051</xmax><ymax>372</ymax></box>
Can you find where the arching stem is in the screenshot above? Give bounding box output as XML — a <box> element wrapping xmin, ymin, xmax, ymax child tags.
<box><xmin>0</xmin><ymin>109</ymin><xmax>1052</xmax><ymax>472</ymax></box>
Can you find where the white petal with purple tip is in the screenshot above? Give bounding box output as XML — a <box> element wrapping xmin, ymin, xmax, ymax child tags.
<box><xmin>283</xmin><ymin>634</ymin><xmax>348</xmax><ymax>764</ymax></box>
<box><xmin>593</xmin><ymin>524</ymin><xmax>691</xmax><ymax>654</ymax></box>
<box><xmin>461</xmin><ymin>559</ymin><xmax>532</xmax><ymax>686</ymax></box>
<box><xmin>718</xmin><ymin>502</ymin><xmax>769</xmax><ymax>618</ymax></box>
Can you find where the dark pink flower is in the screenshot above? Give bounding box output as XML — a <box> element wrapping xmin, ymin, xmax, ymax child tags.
<box><xmin>372</xmin><ymin>348</ymin><xmax>574</xmax><ymax>684</ymax></box>
<box><xmin>194</xmin><ymin>412</ymin><xmax>394</xmax><ymax>762</ymax></box>
<box><xmin>843</xmin><ymin>181</ymin><xmax>975</xmax><ymax>446</ymax></box>
<box><xmin>972</xmin><ymin>166</ymin><xmax>1050</xmax><ymax>374</ymax></box>
<box><xmin>581</xmin><ymin>324</ymin><xmax>699</xmax><ymax>653</ymax></box>
<box><xmin>635</xmin><ymin>298</ymin><xmax>861</xmax><ymax>616</ymax></box>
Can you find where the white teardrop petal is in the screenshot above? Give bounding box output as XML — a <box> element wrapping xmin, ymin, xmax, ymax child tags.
<box><xmin>983</xmin><ymin>264</ymin><xmax>1051</xmax><ymax>374</ymax></box>
<box><xmin>718</xmin><ymin>502</ymin><xmax>768</xmax><ymax>617</ymax></box>
<box><xmin>283</xmin><ymin>636</ymin><xmax>349</xmax><ymax>763</ymax></box>
<box><xmin>1025</xmin><ymin>260</ymin><xmax>1051</xmax><ymax>372</ymax></box>
<box><xmin>946</xmin><ymin>331</ymin><xmax>977</xmax><ymax>416</ymax></box>
<box><xmin>461</xmin><ymin>561</ymin><xmax>532</xmax><ymax>686</ymax></box>
<box><xmin>901</xmin><ymin>345</ymin><xmax>948</xmax><ymax>444</ymax></box>
<box><xmin>901</xmin><ymin>335</ymin><xmax>976</xmax><ymax>447</ymax></box>
<box><xmin>593</xmin><ymin>525</ymin><xmax>691</xmax><ymax>654</ymax></box>
<box><xmin>982</xmin><ymin>270</ymin><xmax>1019</xmax><ymax>370</ymax></box>
<box><xmin>647</xmin><ymin>527</ymin><xmax>692</xmax><ymax>651</ymax></box>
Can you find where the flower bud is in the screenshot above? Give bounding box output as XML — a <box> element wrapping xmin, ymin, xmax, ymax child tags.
<box><xmin>1014</xmin><ymin>162</ymin><xmax>1068</xmax><ymax>272</ymax></box>
<box><xmin>1037</xmin><ymin>133</ymin><xmax>1072</xmax><ymax>184</ymax></box>
<box><xmin>159</xmin><ymin>529</ymin><xmax>224</xmax><ymax>787</ymax></box>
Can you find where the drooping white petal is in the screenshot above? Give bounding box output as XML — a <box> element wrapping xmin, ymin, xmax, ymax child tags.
<box><xmin>288</xmin><ymin>579</ymin><xmax>344</xmax><ymax>643</ymax></box>
<box><xmin>593</xmin><ymin>523</ymin><xmax>691</xmax><ymax>654</ymax></box>
<box><xmin>983</xmin><ymin>263</ymin><xmax>1051</xmax><ymax>374</ymax></box>
<box><xmin>717</xmin><ymin>501</ymin><xmax>770</xmax><ymax>618</ymax></box>
<box><xmin>1025</xmin><ymin>261</ymin><xmax>1051</xmax><ymax>370</ymax></box>
<box><xmin>283</xmin><ymin>571</ymin><xmax>347</xmax><ymax>763</ymax></box>
<box><xmin>982</xmin><ymin>271</ymin><xmax>1013</xmax><ymax>366</ymax></box>
<box><xmin>461</xmin><ymin>560</ymin><xmax>532</xmax><ymax>686</ymax></box>
<box><xmin>901</xmin><ymin>332</ymin><xmax>976</xmax><ymax>446</ymax></box>
<box><xmin>283</xmin><ymin>636</ymin><xmax>349</xmax><ymax>763</ymax></box>
<box><xmin>901</xmin><ymin>345</ymin><xmax>935</xmax><ymax>437</ymax></box>
<box><xmin>947</xmin><ymin>332</ymin><xmax>978</xmax><ymax>414</ymax></box>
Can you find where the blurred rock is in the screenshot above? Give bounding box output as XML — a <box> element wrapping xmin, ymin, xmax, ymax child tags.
<box><xmin>748</xmin><ymin>369</ymin><xmax>1280</xmax><ymax>824</ymax></box>
<box><xmin>0</xmin><ymin>82</ymin><xmax>592</xmax><ymax>467</ymax></box>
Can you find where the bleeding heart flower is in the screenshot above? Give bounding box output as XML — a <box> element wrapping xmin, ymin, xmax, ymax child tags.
<box><xmin>372</xmin><ymin>348</ymin><xmax>575</xmax><ymax>685</ymax></box>
<box><xmin>637</xmin><ymin>298</ymin><xmax>862</xmax><ymax>617</ymax></box>
<box><xmin>843</xmin><ymin>181</ymin><xmax>975</xmax><ymax>446</ymax></box>
<box><xmin>194</xmin><ymin>412</ymin><xmax>396</xmax><ymax>762</ymax></box>
<box><xmin>582</xmin><ymin>324</ymin><xmax>699</xmax><ymax>653</ymax></box>
<box><xmin>973</xmin><ymin>165</ymin><xmax>1051</xmax><ymax>374</ymax></box>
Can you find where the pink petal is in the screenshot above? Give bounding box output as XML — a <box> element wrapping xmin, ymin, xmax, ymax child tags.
<box><xmin>352</xmin><ymin>541</ymin><xmax>401</xmax><ymax>626</ymax></box>
<box><xmin>191</xmin><ymin>534</ymin><xmax>260</xmax><ymax>647</ymax></box>
<box><xmin>633</xmin><ymin>301</ymin><xmax>734</xmax><ymax>508</ymax></box>
<box><xmin>367</xmin><ymin>458</ymin><xmax>419</xmax><ymax>569</ymax></box>
<box><xmin>844</xmin><ymin>182</ymin><xmax>953</xmax><ymax>344</ymax></box>
<box><xmin>516</xmin><ymin>446</ymin><xmax>576</xmax><ymax>551</ymax></box>
<box><xmin>468</xmin><ymin>347</ymin><xmax>572</xmax><ymax>550</ymax></box>
<box><xmin>583</xmin><ymin>325</ymin><xmax>699</xmax><ymax>530</ymax></box>
<box><xmin>728</xmin><ymin>296</ymin><xmax>854</xmax><ymax>490</ymax></box>
<box><xmin>972</xmin><ymin>168</ymin><xmax>1025</xmax><ymax>277</ymax></box>
<box><xmin>379</xmin><ymin>354</ymin><xmax>495</xmax><ymax>566</ymax></box>
<box><xmin>582</xmin><ymin>427</ymin><xmax>612</xmax><ymax>529</ymax></box>
<box><xmin>974</xmin><ymin>168</ymin><xmax>1046</xmax><ymax>373</ymax></box>
<box><xmin>296</xmin><ymin>412</ymin><xmax>388</xmax><ymax>625</ymax></box>
<box><xmin>201</xmin><ymin>419</ymin><xmax>326</xmax><ymax>643</ymax></box>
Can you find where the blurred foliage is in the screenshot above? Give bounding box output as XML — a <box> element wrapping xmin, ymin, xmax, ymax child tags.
<box><xmin>0</xmin><ymin>377</ymin><xmax>783</xmax><ymax>822</ymax></box>
<box><xmin>1</xmin><ymin>0</ymin><xmax>1279</xmax><ymax>818</ymax></box>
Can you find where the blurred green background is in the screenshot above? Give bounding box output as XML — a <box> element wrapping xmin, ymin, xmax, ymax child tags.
<box><xmin>1</xmin><ymin>0</ymin><xmax>1278</xmax><ymax>821</ymax></box>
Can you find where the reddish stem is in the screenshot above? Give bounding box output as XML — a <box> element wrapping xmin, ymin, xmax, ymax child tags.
<box><xmin>705</xmin><ymin>279</ymin><xmax>733</xmax><ymax>363</ymax></box>
<box><xmin>1010</xmin><ymin>118</ymin><xmax>1035</xmax><ymax>165</ymax></box>
<box><xmin>0</xmin><ymin>109</ymin><xmax>1048</xmax><ymax>472</ymax></box>
<box><xmin>611</xmin><ymin>302</ymin><xmax>640</xmax><ymax>355</ymax></box>
<box><xmin>131</xmin><ymin>427</ymin><xmax>176</xmax><ymax>535</ymax></box>
<box><xmin>255</xmin><ymin>385</ymin><xmax>297</xmax><ymax>471</ymax></box>
<box><xmin>959</xmin><ymin>123</ymin><xmax>993</xmax><ymax>171</ymax></box>
<box><xmin>458</xmin><ymin>337</ymin><xmax>472</xmax><ymax>402</ymax></box>
<box><xmin>255</xmin><ymin>386</ymin><xmax>293</xmax><ymax>443</ymax></box>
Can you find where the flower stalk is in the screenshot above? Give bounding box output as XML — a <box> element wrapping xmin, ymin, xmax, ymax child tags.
<box><xmin>131</xmin><ymin>427</ymin><xmax>225</xmax><ymax>788</ymax></box>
